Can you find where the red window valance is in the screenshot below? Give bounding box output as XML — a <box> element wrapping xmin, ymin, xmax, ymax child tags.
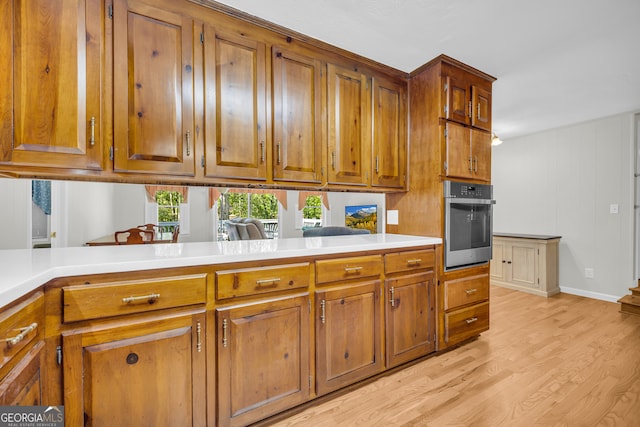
<box><xmin>208</xmin><ymin>188</ymin><xmax>288</xmax><ymax>210</ymax></box>
<box><xmin>145</xmin><ymin>185</ymin><xmax>189</xmax><ymax>203</ymax></box>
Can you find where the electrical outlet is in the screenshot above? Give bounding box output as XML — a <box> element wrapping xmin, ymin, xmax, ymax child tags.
<box><xmin>387</xmin><ymin>210</ymin><xmax>399</xmax><ymax>225</ymax></box>
<box><xmin>610</xmin><ymin>204</ymin><xmax>619</xmax><ymax>214</ymax></box>
<box><xmin>585</xmin><ymin>268</ymin><xmax>594</xmax><ymax>279</ymax></box>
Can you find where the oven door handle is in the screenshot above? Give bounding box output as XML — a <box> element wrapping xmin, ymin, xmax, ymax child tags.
<box><xmin>446</xmin><ymin>198</ymin><xmax>496</xmax><ymax>205</ymax></box>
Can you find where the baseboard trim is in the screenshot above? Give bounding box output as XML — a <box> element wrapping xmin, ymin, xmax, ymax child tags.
<box><xmin>560</xmin><ymin>286</ymin><xmax>620</xmax><ymax>303</ymax></box>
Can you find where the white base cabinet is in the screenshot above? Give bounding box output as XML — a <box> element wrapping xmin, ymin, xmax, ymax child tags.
<box><xmin>490</xmin><ymin>234</ymin><xmax>561</xmax><ymax>297</ymax></box>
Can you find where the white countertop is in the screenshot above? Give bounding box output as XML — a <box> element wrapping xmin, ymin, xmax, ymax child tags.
<box><xmin>0</xmin><ymin>234</ymin><xmax>440</xmax><ymax>307</ymax></box>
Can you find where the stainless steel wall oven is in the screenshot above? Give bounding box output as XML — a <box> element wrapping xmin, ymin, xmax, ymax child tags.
<box><xmin>444</xmin><ymin>180</ymin><xmax>495</xmax><ymax>270</ymax></box>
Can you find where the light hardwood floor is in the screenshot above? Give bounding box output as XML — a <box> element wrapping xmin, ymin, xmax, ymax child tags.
<box><xmin>271</xmin><ymin>286</ymin><xmax>640</xmax><ymax>426</ymax></box>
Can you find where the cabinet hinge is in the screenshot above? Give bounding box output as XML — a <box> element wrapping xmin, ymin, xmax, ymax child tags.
<box><xmin>201</xmin><ymin>155</ymin><xmax>205</xmax><ymax>168</ymax></box>
<box><xmin>444</xmin><ymin>83</ymin><xmax>448</xmax><ymax>92</ymax></box>
<box><xmin>444</xmin><ymin>105</ymin><xmax>448</xmax><ymax>115</ymax></box>
<box><xmin>108</xmin><ymin>4</ymin><xmax>113</xmax><ymax>19</ymax></box>
<box><xmin>444</xmin><ymin>128</ymin><xmax>448</xmax><ymax>138</ymax></box>
<box><xmin>200</xmin><ymin>32</ymin><xmax>204</xmax><ymax>44</ymax></box>
<box><xmin>443</xmin><ymin>161</ymin><xmax>448</xmax><ymax>171</ymax></box>
<box><xmin>109</xmin><ymin>146</ymin><xmax>113</xmax><ymax>161</ymax></box>
<box><xmin>56</xmin><ymin>345</ymin><xmax>62</xmax><ymax>365</ymax></box>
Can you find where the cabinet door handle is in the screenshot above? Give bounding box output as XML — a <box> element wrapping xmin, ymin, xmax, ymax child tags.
<box><xmin>477</xmin><ymin>103</ymin><xmax>481</xmax><ymax>119</ymax></box>
<box><xmin>474</xmin><ymin>156</ymin><xmax>478</xmax><ymax>172</ymax></box>
<box><xmin>320</xmin><ymin>300</ymin><xmax>326</xmax><ymax>324</ymax></box>
<box><xmin>465</xmin><ymin>317</ymin><xmax>478</xmax><ymax>324</ymax></box>
<box><xmin>468</xmin><ymin>101</ymin><xmax>472</xmax><ymax>118</ymax></box>
<box><xmin>260</xmin><ymin>141</ymin><xmax>265</xmax><ymax>163</ymax></box>
<box><xmin>122</xmin><ymin>293</ymin><xmax>160</xmax><ymax>305</ymax></box>
<box><xmin>344</xmin><ymin>266</ymin><xmax>363</xmax><ymax>274</ymax></box>
<box><xmin>375</xmin><ymin>156</ymin><xmax>379</xmax><ymax>174</ymax></box>
<box><xmin>465</xmin><ymin>288</ymin><xmax>477</xmax><ymax>295</ymax></box>
<box><xmin>222</xmin><ymin>318</ymin><xmax>228</xmax><ymax>348</ymax></box>
<box><xmin>507</xmin><ymin>261</ymin><xmax>512</xmax><ymax>264</ymax></box>
<box><xmin>276</xmin><ymin>143</ymin><xmax>281</xmax><ymax>165</ymax></box>
<box><xmin>90</xmin><ymin>117</ymin><xmax>96</xmax><ymax>146</ymax></box>
<box><xmin>185</xmin><ymin>130</ymin><xmax>191</xmax><ymax>156</ymax></box>
<box><xmin>196</xmin><ymin>321</ymin><xmax>202</xmax><ymax>353</ymax></box>
<box><xmin>468</xmin><ymin>157</ymin><xmax>473</xmax><ymax>172</ymax></box>
<box><xmin>407</xmin><ymin>258</ymin><xmax>422</xmax><ymax>266</ymax></box>
<box><xmin>255</xmin><ymin>278</ymin><xmax>280</xmax><ymax>289</ymax></box>
<box><xmin>390</xmin><ymin>287</ymin><xmax>395</xmax><ymax>307</ymax></box>
<box><xmin>331</xmin><ymin>151</ymin><xmax>336</xmax><ymax>170</ymax></box>
<box><xmin>4</xmin><ymin>322</ymin><xmax>38</xmax><ymax>348</ymax></box>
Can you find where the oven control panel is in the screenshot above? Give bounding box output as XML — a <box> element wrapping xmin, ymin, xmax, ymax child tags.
<box><xmin>444</xmin><ymin>181</ymin><xmax>492</xmax><ymax>199</ymax></box>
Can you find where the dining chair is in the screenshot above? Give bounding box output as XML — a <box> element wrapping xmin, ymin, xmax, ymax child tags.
<box><xmin>115</xmin><ymin>228</ymin><xmax>155</xmax><ymax>244</ymax></box>
<box><xmin>171</xmin><ymin>225</ymin><xmax>180</xmax><ymax>243</ymax></box>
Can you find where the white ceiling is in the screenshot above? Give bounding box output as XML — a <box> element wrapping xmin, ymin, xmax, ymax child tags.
<box><xmin>213</xmin><ymin>0</ymin><xmax>640</xmax><ymax>140</ymax></box>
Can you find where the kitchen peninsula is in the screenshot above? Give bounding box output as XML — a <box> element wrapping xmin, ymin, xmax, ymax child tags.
<box><xmin>0</xmin><ymin>234</ymin><xmax>446</xmax><ymax>426</ymax></box>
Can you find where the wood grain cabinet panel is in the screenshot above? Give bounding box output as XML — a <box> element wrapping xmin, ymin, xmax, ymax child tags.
<box><xmin>0</xmin><ymin>0</ymin><xmax>103</xmax><ymax>170</ymax></box>
<box><xmin>372</xmin><ymin>75</ymin><xmax>407</xmax><ymax>188</ymax></box>
<box><xmin>444</xmin><ymin>121</ymin><xmax>491</xmax><ymax>182</ymax></box>
<box><xmin>315</xmin><ymin>281</ymin><xmax>383</xmax><ymax>396</ymax></box>
<box><xmin>112</xmin><ymin>0</ymin><xmax>195</xmax><ymax>176</ymax></box>
<box><xmin>385</xmin><ymin>272</ymin><xmax>435</xmax><ymax>368</ymax></box>
<box><xmin>203</xmin><ymin>25</ymin><xmax>267</xmax><ymax>181</ymax></box>
<box><xmin>216</xmin><ymin>294</ymin><xmax>310</xmax><ymax>427</ymax></box>
<box><xmin>62</xmin><ymin>310</ymin><xmax>206</xmax><ymax>427</ymax></box>
<box><xmin>327</xmin><ymin>64</ymin><xmax>371</xmax><ymax>186</ymax></box>
<box><xmin>272</xmin><ymin>46</ymin><xmax>323</xmax><ymax>184</ymax></box>
<box><xmin>216</xmin><ymin>263</ymin><xmax>310</xmax><ymax>300</ymax></box>
<box><xmin>0</xmin><ymin>342</ymin><xmax>45</xmax><ymax>406</ymax></box>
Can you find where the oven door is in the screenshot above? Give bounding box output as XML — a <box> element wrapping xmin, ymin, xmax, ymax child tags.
<box><xmin>445</xmin><ymin>198</ymin><xmax>494</xmax><ymax>270</ymax></box>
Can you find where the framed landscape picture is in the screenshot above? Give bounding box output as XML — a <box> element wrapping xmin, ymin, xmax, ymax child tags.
<box><xmin>345</xmin><ymin>204</ymin><xmax>377</xmax><ymax>234</ymax></box>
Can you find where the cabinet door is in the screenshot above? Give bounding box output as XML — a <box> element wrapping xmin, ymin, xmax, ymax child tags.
<box><xmin>315</xmin><ymin>281</ymin><xmax>383</xmax><ymax>396</ymax></box>
<box><xmin>0</xmin><ymin>342</ymin><xmax>44</xmax><ymax>406</ymax></box>
<box><xmin>372</xmin><ymin>75</ymin><xmax>407</xmax><ymax>188</ymax></box>
<box><xmin>385</xmin><ymin>272</ymin><xmax>435</xmax><ymax>368</ymax></box>
<box><xmin>471</xmin><ymin>128</ymin><xmax>492</xmax><ymax>181</ymax></box>
<box><xmin>327</xmin><ymin>64</ymin><xmax>371</xmax><ymax>186</ymax></box>
<box><xmin>444</xmin><ymin>121</ymin><xmax>472</xmax><ymax>179</ymax></box>
<box><xmin>203</xmin><ymin>26</ymin><xmax>267</xmax><ymax>181</ymax></box>
<box><xmin>509</xmin><ymin>241</ymin><xmax>539</xmax><ymax>289</ymax></box>
<box><xmin>272</xmin><ymin>47</ymin><xmax>323</xmax><ymax>184</ymax></box>
<box><xmin>216</xmin><ymin>295</ymin><xmax>310</xmax><ymax>427</ymax></box>
<box><xmin>112</xmin><ymin>0</ymin><xmax>195</xmax><ymax>176</ymax></box>
<box><xmin>0</xmin><ymin>0</ymin><xmax>103</xmax><ymax>170</ymax></box>
<box><xmin>62</xmin><ymin>311</ymin><xmax>206</xmax><ymax>427</ymax></box>
<box><xmin>471</xmin><ymin>85</ymin><xmax>492</xmax><ymax>131</ymax></box>
<box><xmin>490</xmin><ymin>239</ymin><xmax>506</xmax><ymax>281</ymax></box>
<box><xmin>443</xmin><ymin>74</ymin><xmax>470</xmax><ymax>126</ymax></box>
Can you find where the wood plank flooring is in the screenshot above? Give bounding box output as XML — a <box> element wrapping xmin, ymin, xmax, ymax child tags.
<box><xmin>271</xmin><ymin>286</ymin><xmax>640</xmax><ymax>426</ymax></box>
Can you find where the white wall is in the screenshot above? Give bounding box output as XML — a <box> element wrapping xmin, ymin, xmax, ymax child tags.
<box><xmin>65</xmin><ymin>181</ymin><xmax>117</xmax><ymax>247</ymax></box>
<box><xmin>0</xmin><ymin>179</ymin><xmax>30</xmax><ymax>249</ymax></box>
<box><xmin>492</xmin><ymin>112</ymin><xmax>636</xmax><ymax>301</ymax></box>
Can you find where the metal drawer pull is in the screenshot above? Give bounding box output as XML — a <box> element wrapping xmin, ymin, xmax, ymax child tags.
<box><xmin>344</xmin><ymin>266</ymin><xmax>363</xmax><ymax>274</ymax></box>
<box><xmin>4</xmin><ymin>322</ymin><xmax>38</xmax><ymax>348</ymax></box>
<box><xmin>407</xmin><ymin>258</ymin><xmax>422</xmax><ymax>266</ymax></box>
<box><xmin>90</xmin><ymin>117</ymin><xmax>96</xmax><ymax>146</ymax></box>
<box><xmin>390</xmin><ymin>287</ymin><xmax>395</xmax><ymax>307</ymax></box>
<box><xmin>255</xmin><ymin>278</ymin><xmax>281</xmax><ymax>288</ymax></box>
<box><xmin>222</xmin><ymin>319</ymin><xmax>228</xmax><ymax>348</ymax></box>
<box><xmin>196</xmin><ymin>321</ymin><xmax>202</xmax><ymax>353</ymax></box>
<box><xmin>465</xmin><ymin>288</ymin><xmax>478</xmax><ymax>295</ymax></box>
<box><xmin>465</xmin><ymin>317</ymin><xmax>478</xmax><ymax>324</ymax></box>
<box><xmin>320</xmin><ymin>300</ymin><xmax>326</xmax><ymax>324</ymax></box>
<box><xmin>122</xmin><ymin>293</ymin><xmax>160</xmax><ymax>304</ymax></box>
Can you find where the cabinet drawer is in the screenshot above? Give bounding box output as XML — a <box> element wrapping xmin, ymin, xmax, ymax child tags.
<box><xmin>0</xmin><ymin>292</ymin><xmax>44</xmax><ymax>373</ymax></box>
<box><xmin>385</xmin><ymin>249</ymin><xmax>435</xmax><ymax>274</ymax></box>
<box><xmin>444</xmin><ymin>302</ymin><xmax>489</xmax><ymax>344</ymax></box>
<box><xmin>444</xmin><ymin>274</ymin><xmax>489</xmax><ymax>310</ymax></box>
<box><xmin>62</xmin><ymin>274</ymin><xmax>207</xmax><ymax>323</ymax></box>
<box><xmin>216</xmin><ymin>263</ymin><xmax>310</xmax><ymax>300</ymax></box>
<box><xmin>315</xmin><ymin>255</ymin><xmax>382</xmax><ymax>284</ymax></box>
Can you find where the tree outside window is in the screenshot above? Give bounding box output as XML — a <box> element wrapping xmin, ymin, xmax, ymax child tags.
<box><xmin>302</xmin><ymin>195</ymin><xmax>322</xmax><ymax>229</ymax></box>
<box><xmin>217</xmin><ymin>192</ymin><xmax>279</xmax><ymax>240</ymax></box>
<box><xmin>155</xmin><ymin>190</ymin><xmax>183</xmax><ymax>234</ymax></box>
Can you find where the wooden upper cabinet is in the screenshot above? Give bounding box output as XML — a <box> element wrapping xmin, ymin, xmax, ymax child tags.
<box><xmin>112</xmin><ymin>0</ymin><xmax>195</xmax><ymax>176</ymax></box>
<box><xmin>0</xmin><ymin>0</ymin><xmax>103</xmax><ymax>169</ymax></box>
<box><xmin>471</xmin><ymin>85</ymin><xmax>492</xmax><ymax>132</ymax></box>
<box><xmin>443</xmin><ymin>74</ymin><xmax>470</xmax><ymax>126</ymax></box>
<box><xmin>272</xmin><ymin>47</ymin><xmax>323</xmax><ymax>184</ymax></box>
<box><xmin>443</xmin><ymin>68</ymin><xmax>493</xmax><ymax>132</ymax></box>
<box><xmin>203</xmin><ymin>26</ymin><xmax>267</xmax><ymax>181</ymax></box>
<box><xmin>372</xmin><ymin>75</ymin><xmax>406</xmax><ymax>188</ymax></box>
<box><xmin>444</xmin><ymin>122</ymin><xmax>491</xmax><ymax>182</ymax></box>
<box><xmin>327</xmin><ymin>64</ymin><xmax>371</xmax><ymax>186</ymax></box>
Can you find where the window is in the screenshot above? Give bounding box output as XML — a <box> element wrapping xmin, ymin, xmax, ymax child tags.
<box><xmin>144</xmin><ymin>186</ymin><xmax>189</xmax><ymax>238</ymax></box>
<box><xmin>217</xmin><ymin>192</ymin><xmax>279</xmax><ymax>240</ymax></box>
<box><xmin>302</xmin><ymin>195</ymin><xmax>322</xmax><ymax>229</ymax></box>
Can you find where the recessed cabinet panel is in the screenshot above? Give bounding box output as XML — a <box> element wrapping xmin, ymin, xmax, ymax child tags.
<box><xmin>471</xmin><ymin>128</ymin><xmax>491</xmax><ymax>181</ymax></box>
<box><xmin>113</xmin><ymin>0</ymin><xmax>195</xmax><ymax>175</ymax></box>
<box><xmin>445</xmin><ymin>121</ymin><xmax>471</xmax><ymax>179</ymax></box>
<box><xmin>272</xmin><ymin>47</ymin><xmax>323</xmax><ymax>183</ymax></box>
<box><xmin>472</xmin><ymin>85</ymin><xmax>492</xmax><ymax>131</ymax></box>
<box><xmin>0</xmin><ymin>0</ymin><xmax>103</xmax><ymax>169</ymax></box>
<box><xmin>327</xmin><ymin>64</ymin><xmax>370</xmax><ymax>185</ymax></box>
<box><xmin>372</xmin><ymin>76</ymin><xmax>406</xmax><ymax>188</ymax></box>
<box><xmin>203</xmin><ymin>27</ymin><xmax>267</xmax><ymax>180</ymax></box>
<box><xmin>510</xmin><ymin>243</ymin><xmax>538</xmax><ymax>288</ymax></box>
<box><xmin>444</xmin><ymin>75</ymin><xmax>470</xmax><ymax>126</ymax></box>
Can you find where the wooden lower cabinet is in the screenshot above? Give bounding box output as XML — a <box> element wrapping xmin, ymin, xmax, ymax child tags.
<box><xmin>385</xmin><ymin>272</ymin><xmax>435</xmax><ymax>368</ymax></box>
<box><xmin>315</xmin><ymin>281</ymin><xmax>383</xmax><ymax>396</ymax></box>
<box><xmin>62</xmin><ymin>309</ymin><xmax>206</xmax><ymax>427</ymax></box>
<box><xmin>216</xmin><ymin>294</ymin><xmax>311</xmax><ymax>427</ymax></box>
<box><xmin>0</xmin><ymin>341</ymin><xmax>45</xmax><ymax>406</ymax></box>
